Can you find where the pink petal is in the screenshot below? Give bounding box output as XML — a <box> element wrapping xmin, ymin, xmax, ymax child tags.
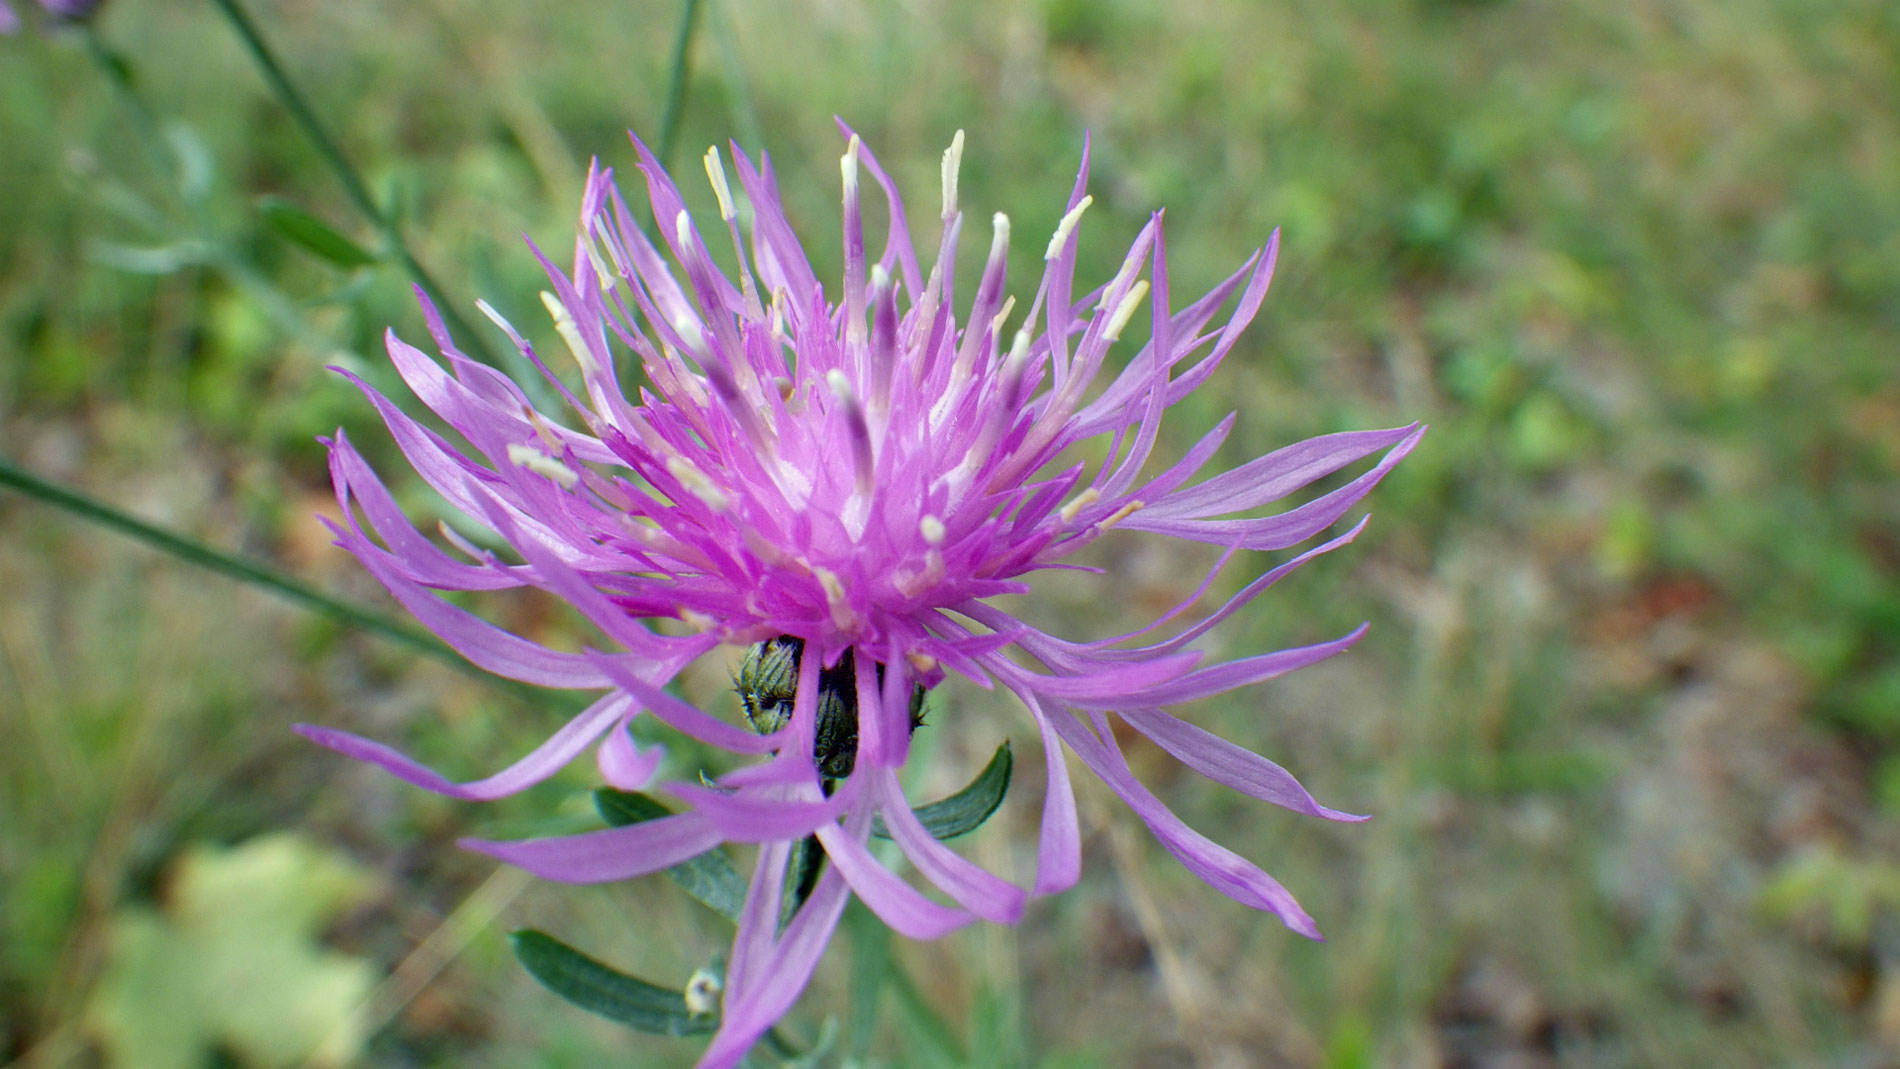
<box><xmin>1118</xmin><ymin>707</ymin><xmax>1366</xmax><ymax>821</ymax></box>
<box><xmin>461</xmin><ymin>812</ymin><xmax>722</xmax><ymax>884</ymax></box>
<box><xmin>665</xmin><ymin>777</ymin><xmax>859</xmax><ymax>842</ymax></box>
<box><xmin>872</xmin><ymin>769</ymin><xmax>1025</xmax><ymax>923</ymax></box>
<box><xmin>812</xmin><ymin>820</ymin><xmax>972</xmax><ymax>940</ymax></box>
<box><xmin>699</xmin><ymin>863</ymin><xmax>851</xmax><ymax>1068</ymax></box>
<box><xmin>596</xmin><ymin>718</ymin><xmax>665</xmax><ymax>790</ymax></box>
<box><xmin>1093</xmin><ymin>626</ymin><xmax>1366</xmax><ymax>707</ymax></box>
<box><xmin>293</xmin><ymin>691</ymin><xmax>629</xmax><ymax>800</ymax></box>
<box><xmin>1053</xmin><ymin>710</ymin><xmax>1322</xmax><ymax>939</ymax></box>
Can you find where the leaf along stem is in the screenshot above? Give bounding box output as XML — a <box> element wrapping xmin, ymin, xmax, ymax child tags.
<box><xmin>204</xmin><ymin>0</ymin><xmax>506</xmax><ymax>367</ymax></box>
<box><xmin>0</xmin><ymin>456</ymin><xmax>553</xmax><ymax>705</ymax></box>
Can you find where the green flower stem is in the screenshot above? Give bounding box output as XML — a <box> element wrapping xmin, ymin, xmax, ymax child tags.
<box><xmin>886</xmin><ymin>948</ymin><xmax>967</xmax><ymax>1063</ymax></box>
<box><xmin>81</xmin><ymin>26</ymin><xmax>321</xmax><ymax>345</ymax></box>
<box><xmin>656</xmin><ymin>0</ymin><xmax>703</xmax><ymax>172</ymax></box>
<box><xmin>79</xmin><ymin>26</ymin><xmax>167</xmax><ymax>179</ymax></box>
<box><xmin>205</xmin><ymin>0</ymin><xmax>504</xmax><ymax>367</ymax></box>
<box><xmin>705</xmin><ymin>0</ymin><xmax>763</xmax><ymax>152</ymax></box>
<box><xmin>759</xmin><ymin>1027</ymin><xmax>801</xmax><ymax>1060</ymax></box>
<box><xmin>0</xmin><ymin>457</ymin><xmax>538</xmax><ymax>700</ymax></box>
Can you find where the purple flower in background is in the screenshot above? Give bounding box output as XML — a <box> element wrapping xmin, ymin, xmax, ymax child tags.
<box><xmin>40</xmin><ymin>0</ymin><xmax>102</xmax><ymax>17</ymax></box>
<box><xmin>307</xmin><ymin>124</ymin><xmax>1421</xmax><ymax>1065</ymax></box>
<box><xmin>0</xmin><ymin>0</ymin><xmax>104</xmax><ymax>31</ymax></box>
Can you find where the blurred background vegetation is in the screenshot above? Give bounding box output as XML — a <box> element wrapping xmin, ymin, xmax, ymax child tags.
<box><xmin>2</xmin><ymin>0</ymin><xmax>1897</xmax><ymax>1065</ymax></box>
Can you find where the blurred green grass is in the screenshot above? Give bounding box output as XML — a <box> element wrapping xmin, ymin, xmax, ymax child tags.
<box><xmin>3</xmin><ymin>0</ymin><xmax>1898</xmax><ymax>1065</ymax></box>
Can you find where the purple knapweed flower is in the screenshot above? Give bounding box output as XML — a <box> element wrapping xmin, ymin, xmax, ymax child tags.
<box><xmin>306</xmin><ymin>123</ymin><xmax>1422</xmax><ymax>1065</ymax></box>
<box><xmin>0</xmin><ymin>0</ymin><xmax>104</xmax><ymax>31</ymax></box>
<box><xmin>40</xmin><ymin>0</ymin><xmax>102</xmax><ymax>18</ymax></box>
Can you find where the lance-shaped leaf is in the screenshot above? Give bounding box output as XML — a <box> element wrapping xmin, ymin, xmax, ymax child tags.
<box><xmin>509</xmin><ymin>929</ymin><xmax>716</xmax><ymax>1037</ymax></box>
<box><xmin>875</xmin><ymin>741</ymin><xmax>1012</xmax><ymax>841</ymax></box>
<box><xmin>781</xmin><ymin>834</ymin><xmax>826</xmax><ymax>928</ymax></box>
<box><xmin>257</xmin><ymin>195</ymin><xmax>378</xmax><ymax>268</ymax></box>
<box><xmin>594</xmin><ymin>789</ymin><xmax>747</xmax><ymax>922</ymax></box>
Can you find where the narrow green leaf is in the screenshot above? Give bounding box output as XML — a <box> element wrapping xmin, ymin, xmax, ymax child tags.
<box><xmin>510</xmin><ymin>929</ymin><xmax>715</xmax><ymax>1037</ymax></box>
<box><xmin>780</xmin><ymin>835</ymin><xmax>825</xmax><ymax>928</ymax></box>
<box><xmin>771</xmin><ymin>1015</ymin><xmax>837</xmax><ymax>1068</ymax></box>
<box><xmin>257</xmin><ymin>195</ymin><xmax>378</xmax><ymax>268</ymax></box>
<box><xmin>594</xmin><ymin>790</ymin><xmax>747</xmax><ymax>923</ymax></box>
<box><xmin>874</xmin><ymin>741</ymin><xmax>1013</xmax><ymax>841</ymax></box>
<box><xmin>591</xmin><ymin>788</ymin><xmax>672</xmax><ymax>826</ymax></box>
<box><xmin>89</xmin><ymin>240</ymin><xmax>212</xmax><ymax>275</ymax></box>
<box><xmin>92</xmin><ymin>178</ymin><xmax>168</xmax><ymax>234</ymax></box>
<box><xmin>165</xmin><ymin>122</ymin><xmax>215</xmax><ymax>206</ymax></box>
<box><xmin>209</xmin><ymin>0</ymin><xmax>509</xmax><ymax>366</ymax></box>
<box><xmin>95</xmin><ymin>45</ymin><xmax>135</xmax><ymax>89</ymax></box>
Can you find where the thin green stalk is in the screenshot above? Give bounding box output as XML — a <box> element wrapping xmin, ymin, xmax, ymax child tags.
<box><xmin>204</xmin><ymin>0</ymin><xmax>505</xmax><ymax>367</ymax></box>
<box><xmin>656</xmin><ymin>0</ymin><xmax>703</xmax><ymax>172</ymax></box>
<box><xmin>706</xmin><ymin>0</ymin><xmax>763</xmax><ymax>152</ymax></box>
<box><xmin>81</xmin><ymin>25</ymin><xmax>324</xmax><ymax>350</ymax></box>
<box><xmin>886</xmin><ymin>948</ymin><xmax>967</xmax><ymax>1064</ymax></box>
<box><xmin>80</xmin><ymin>26</ymin><xmax>170</xmax><ymax>183</ymax></box>
<box><xmin>759</xmin><ymin>1027</ymin><xmax>801</xmax><ymax>1060</ymax></box>
<box><xmin>845</xmin><ymin>903</ymin><xmax>892</xmax><ymax>1060</ymax></box>
<box><xmin>0</xmin><ymin>457</ymin><xmax>542</xmax><ymax>702</ymax></box>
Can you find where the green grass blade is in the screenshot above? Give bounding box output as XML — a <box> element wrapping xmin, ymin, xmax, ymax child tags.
<box><xmin>885</xmin><ymin>939</ymin><xmax>968</xmax><ymax>1066</ymax></box>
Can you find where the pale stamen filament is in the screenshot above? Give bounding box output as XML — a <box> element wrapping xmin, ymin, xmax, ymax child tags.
<box><xmin>814</xmin><ymin>567</ymin><xmax>858</xmax><ymax>630</ymax></box>
<box><xmin>826</xmin><ymin>369</ymin><xmax>876</xmax><ymax>498</ymax></box>
<box><xmin>1058</xmin><ymin>487</ymin><xmax>1100</xmax><ymax>525</ymax></box>
<box><xmin>940</xmin><ymin>129</ymin><xmax>965</xmax><ymax>222</ymax></box>
<box><xmin>841</xmin><ymin>135</ymin><xmax>866</xmax><ymax>346</ymax></box>
<box><xmin>541</xmin><ymin>290</ymin><xmax>602</xmax><ymax>377</ymax></box>
<box><xmin>704</xmin><ymin>145</ymin><xmax>766</xmax><ymax>320</ymax></box>
<box><xmin>1102</xmin><ymin>280</ymin><xmax>1150</xmax><ymax>342</ymax></box>
<box><xmin>507</xmin><ymin>443</ymin><xmax>579</xmax><ymax>489</ymax></box>
<box><xmin>1045</xmin><ymin>195</ymin><xmax>1093</xmax><ymax>262</ymax></box>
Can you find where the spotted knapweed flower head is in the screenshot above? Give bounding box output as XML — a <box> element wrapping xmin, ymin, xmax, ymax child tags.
<box><xmin>306</xmin><ymin>122</ymin><xmax>1422</xmax><ymax>1065</ymax></box>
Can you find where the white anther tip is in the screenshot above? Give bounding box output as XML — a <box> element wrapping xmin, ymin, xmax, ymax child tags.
<box><xmin>940</xmin><ymin>130</ymin><xmax>966</xmax><ymax>220</ymax></box>
<box><xmin>507</xmin><ymin>443</ymin><xmax>579</xmax><ymax>489</ymax></box>
<box><xmin>1102</xmin><ymin>279</ymin><xmax>1150</xmax><ymax>342</ymax></box>
<box><xmin>841</xmin><ymin>135</ymin><xmax>862</xmax><ymax>191</ymax></box>
<box><xmin>703</xmin><ymin>146</ymin><xmax>737</xmax><ymax>222</ymax></box>
<box><xmin>1046</xmin><ymin>195</ymin><xmax>1093</xmax><ymax>261</ymax></box>
<box><xmin>825</xmin><ymin>368</ymin><xmax>855</xmax><ymax>401</ymax></box>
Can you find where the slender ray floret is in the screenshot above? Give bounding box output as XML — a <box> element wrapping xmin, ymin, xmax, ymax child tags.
<box><xmin>304</xmin><ymin>123</ymin><xmax>1422</xmax><ymax>1066</ymax></box>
